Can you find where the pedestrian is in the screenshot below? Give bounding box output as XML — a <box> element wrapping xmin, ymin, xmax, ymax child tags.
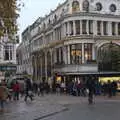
<box><xmin>111</xmin><ymin>80</ymin><xmax>117</xmax><ymax>96</ymax></box>
<box><xmin>0</xmin><ymin>80</ymin><xmax>9</xmax><ymax>112</ymax></box>
<box><xmin>56</xmin><ymin>83</ymin><xmax>60</xmax><ymax>95</ymax></box>
<box><xmin>60</xmin><ymin>82</ymin><xmax>66</xmax><ymax>94</ymax></box>
<box><xmin>107</xmin><ymin>80</ymin><xmax>112</xmax><ymax>98</ymax></box>
<box><xmin>86</xmin><ymin>76</ymin><xmax>96</xmax><ymax>104</ymax></box>
<box><xmin>13</xmin><ymin>81</ymin><xmax>20</xmax><ymax>101</ymax></box>
<box><xmin>38</xmin><ymin>82</ymin><xmax>44</xmax><ymax>96</ymax></box>
<box><xmin>24</xmin><ymin>78</ymin><xmax>34</xmax><ymax>102</ymax></box>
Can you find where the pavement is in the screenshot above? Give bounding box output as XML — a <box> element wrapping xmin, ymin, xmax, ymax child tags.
<box><xmin>0</xmin><ymin>94</ymin><xmax>120</xmax><ymax>120</ymax></box>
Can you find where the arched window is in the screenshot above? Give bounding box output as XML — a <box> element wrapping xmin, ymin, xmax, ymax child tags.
<box><xmin>72</xmin><ymin>1</ymin><xmax>80</xmax><ymax>12</ymax></box>
<box><xmin>110</xmin><ymin>4</ymin><xmax>117</xmax><ymax>12</ymax></box>
<box><xmin>96</xmin><ymin>2</ymin><xmax>102</xmax><ymax>11</ymax></box>
<box><xmin>83</xmin><ymin>0</ymin><xmax>89</xmax><ymax>12</ymax></box>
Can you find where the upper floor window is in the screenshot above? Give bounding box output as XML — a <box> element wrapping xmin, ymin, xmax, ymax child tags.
<box><xmin>118</xmin><ymin>23</ymin><xmax>120</xmax><ymax>35</ymax></box>
<box><xmin>83</xmin><ymin>0</ymin><xmax>89</xmax><ymax>12</ymax></box>
<box><xmin>103</xmin><ymin>21</ymin><xmax>107</xmax><ymax>35</ymax></box>
<box><xmin>112</xmin><ymin>22</ymin><xmax>115</xmax><ymax>35</ymax></box>
<box><xmin>96</xmin><ymin>2</ymin><xmax>102</xmax><ymax>11</ymax></box>
<box><xmin>89</xmin><ymin>20</ymin><xmax>93</xmax><ymax>34</ymax></box>
<box><xmin>110</xmin><ymin>4</ymin><xmax>117</xmax><ymax>12</ymax></box>
<box><xmin>82</xmin><ymin>20</ymin><xmax>87</xmax><ymax>34</ymax></box>
<box><xmin>72</xmin><ymin>1</ymin><xmax>80</xmax><ymax>12</ymax></box>
<box><xmin>75</xmin><ymin>20</ymin><xmax>80</xmax><ymax>35</ymax></box>
<box><xmin>97</xmin><ymin>21</ymin><xmax>101</xmax><ymax>35</ymax></box>
<box><xmin>48</xmin><ymin>19</ymin><xmax>51</xmax><ymax>24</ymax></box>
<box><xmin>54</xmin><ymin>14</ymin><xmax>57</xmax><ymax>21</ymax></box>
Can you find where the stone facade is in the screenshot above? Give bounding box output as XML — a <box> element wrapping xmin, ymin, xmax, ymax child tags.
<box><xmin>17</xmin><ymin>0</ymin><xmax>120</xmax><ymax>82</ymax></box>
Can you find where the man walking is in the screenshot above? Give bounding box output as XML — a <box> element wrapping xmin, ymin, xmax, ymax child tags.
<box><xmin>86</xmin><ymin>76</ymin><xmax>96</xmax><ymax>104</ymax></box>
<box><xmin>24</xmin><ymin>78</ymin><xmax>33</xmax><ymax>102</ymax></box>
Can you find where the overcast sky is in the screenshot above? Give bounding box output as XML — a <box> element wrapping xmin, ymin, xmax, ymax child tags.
<box><xmin>18</xmin><ymin>0</ymin><xmax>65</xmax><ymax>35</ymax></box>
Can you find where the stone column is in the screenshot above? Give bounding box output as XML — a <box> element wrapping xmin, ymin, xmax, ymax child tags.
<box><xmin>93</xmin><ymin>20</ymin><xmax>97</xmax><ymax>35</ymax></box>
<box><xmin>9</xmin><ymin>46</ymin><xmax>10</xmax><ymax>61</ymax></box>
<box><xmin>101</xmin><ymin>21</ymin><xmax>104</xmax><ymax>36</ymax></box>
<box><xmin>35</xmin><ymin>56</ymin><xmax>37</xmax><ymax>81</ymax></box>
<box><xmin>45</xmin><ymin>52</ymin><xmax>48</xmax><ymax>82</ymax></box>
<box><xmin>67</xmin><ymin>45</ymin><xmax>70</xmax><ymax>64</ymax></box>
<box><xmin>108</xmin><ymin>21</ymin><xmax>112</xmax><ymax>36</ymax></box>
<box><xmin>64</xmin><ymin>23</ymin><xmax>67</xmax><ymax>36</ymax></box>
<box><xmin>69</xmin><ymin>21</ymin><xmax>72</xmax><ymax>35</ymax></box>
<box><xmin>92</xmin><ymin>44</ymin><xmax>96</xmax><ymax>60</ymax></box>
<box><xmin>80</xmin><ymin>20</ymin><xmax>82</xmax><ymax>35</ymax></box>
<box><xmin>50</xmin><ymin>49</ymin><xmax>53</xmax><ymax>77</ymax></box>
<box><xmin>59</xmin><ymin>48</ymin><xmax>61</xmax><ymax>63</ymax></box>
<box><xmin>53</xmin><ymin>30</ymin><xmax>55</xmax><ymax>41</ymax></box>
<box><xmin>86</xmin><ymin>20</ymin><xmax>89</xmax><ymax>35</ymax></box>
<box><xmin>73</xmin><ymin>21</ymin><xmax>76</xmax><ymax>35</ymax></box>
<box><xmin>82</xmin><ymin>43</ymin><xmax>84</xmax><ymax>63</ymax></box>
<box><xmin>40</xmin><ymin>56</ymin><xmax>43</xmax><ymax>81</ymax></box>
<box><xmin>63</xmin><ymin>46</ymin><xmax>67</xmax><ymax>64</ymax></box>
<box><xmin>115</xmin><ymin>22</ymin><xmax>118</xmax><ymax>36</ymax></box>
<box><xmin>61</xmin><ymin>24</ymin><xmax>64</xmax><ymax>38</ymax></box>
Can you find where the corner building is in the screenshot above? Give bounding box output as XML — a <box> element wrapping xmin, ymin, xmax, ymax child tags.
<box><xmin>18</xmin><ymin>0</ymin><xmax>120</xmax><ymax>82</ymax></box>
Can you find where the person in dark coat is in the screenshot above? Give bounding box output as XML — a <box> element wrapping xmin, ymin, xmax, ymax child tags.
<box><xmin>111</xmin><ymin>81</ymin><xmax>117</xmax><ymax>96</ymax></box>
<box><xmin>24</xmin><ymin>78</ymin><xmax>33</xmax><ymax>101</ymax></box>
<box><xmin>107</xmin><ymin>80</ymin><xmax>112</xmax><ymax>98</ymax></box>
<box><xmin>86</xmin><ymin>76</ymin><xmax>96</xmax><ymax>104</ymax></box>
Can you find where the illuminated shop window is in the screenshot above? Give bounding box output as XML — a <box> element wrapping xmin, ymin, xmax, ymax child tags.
<box><xmin>84</xmin><ymin>43</ymin><xmax>92</xmax><ymax>62</ymax></box>
<box><xmin>70</xmin><ymin>44</ymin><xmax>82</xmax><ymax>64</ymax></box>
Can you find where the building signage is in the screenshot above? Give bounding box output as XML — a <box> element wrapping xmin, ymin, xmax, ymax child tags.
<box><xmin>0</xmin><ymin>66</ymin><xmax>17</xmax><ymax>71</ymax></box>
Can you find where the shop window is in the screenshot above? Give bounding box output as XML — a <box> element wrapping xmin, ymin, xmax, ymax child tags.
<box><xmin>84</xmin><ymin>43</ymin><xmax>92</xmax><ymax>63</ymax></box>
<box><xmin>72</xmin><ymin>1</ymin><xmax>80</xmax><ymax>12</ymax></box>
<box><xmin>70</xmin><ymin>44</ymin><xmax>82</xmax><ymax>64</ymax></box>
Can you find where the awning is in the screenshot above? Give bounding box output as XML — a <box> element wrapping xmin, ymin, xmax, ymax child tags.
<box><xmin>62</xmin><ymin>71</ymin><xmax>120</xmax><ymax>77</ymax></box>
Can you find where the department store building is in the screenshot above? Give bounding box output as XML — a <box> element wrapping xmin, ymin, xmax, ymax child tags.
<box><xmin>17</xmin><ymin>0</ymin><xmax>120</xmax><ymax>82</ymax></box>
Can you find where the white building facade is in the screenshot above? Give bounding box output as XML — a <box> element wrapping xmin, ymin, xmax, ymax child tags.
<box><xmin>17</xmin><ymin>0</ymin><xmax>120</xmax><ymax>82</ymax></box>
<box><xmin>0</xmin><ymin>37</ymin><xmax>17</xmax><ymax>78</ymax></box>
